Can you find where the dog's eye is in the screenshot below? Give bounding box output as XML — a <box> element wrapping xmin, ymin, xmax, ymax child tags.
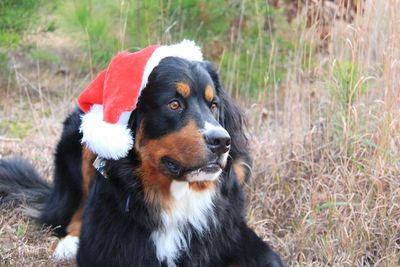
<box><xmin>168</xmin><ymin>100</ymin><xmax>181</xmax><ymax>111</ymax></box>
<box><xmin>211</xmin><ymin>102</ymin><xmax>218</xmax><ymax>113</ymax></box>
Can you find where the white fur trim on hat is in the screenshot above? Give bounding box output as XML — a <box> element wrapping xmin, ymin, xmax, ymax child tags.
<box><xmin>140</xmin><ymin>39</ymin><xmax>203</xmax><ymax>89</ymax></box>
<box><xmin>80</xmin><ymin>105</ymin><xmax>133</xmax><ymax>160</ymax></box>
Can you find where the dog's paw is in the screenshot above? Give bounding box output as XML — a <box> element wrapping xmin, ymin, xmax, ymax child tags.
<box><xmin>53</xmin><ymin>235</ymin><xmax>79</xmax><ymax>261</ymax></box>
<box><xmin>263</xmin><ymin>251</ymin><xmax>285</xmax><ymax>267</ymax></box>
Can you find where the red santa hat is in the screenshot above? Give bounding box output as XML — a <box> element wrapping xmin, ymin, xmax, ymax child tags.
<box><xmin>78</xmin><ymin>40</ymin><xmax>203</xmax><ymax>159</ymax></box>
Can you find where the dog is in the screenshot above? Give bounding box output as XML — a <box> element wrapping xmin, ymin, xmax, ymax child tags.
<box><xmin>0</xmin><ymin>41</ymin><xmax>283</xmax><ymax>267</ymax></box>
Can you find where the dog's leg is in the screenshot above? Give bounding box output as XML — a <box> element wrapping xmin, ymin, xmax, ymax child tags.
<box><xmin>235</xmin><ymin>225</ymin><xmax>284</xmax><ymax>267</ymax></box>
<box><xmin>53</xmin><ymin>148</ymin><xmax>96</xmax><ymax>261</ymax></box>
<box><xmin>53</xmin><ymin>207</ymin><xmax>82</xmax><ymax>261</ymax></box>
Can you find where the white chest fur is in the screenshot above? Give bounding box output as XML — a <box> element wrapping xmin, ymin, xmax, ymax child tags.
<box><xmin>150</xmin><ymin>181</ymin><xmax>216</xmax><ymax>266</ymax></box>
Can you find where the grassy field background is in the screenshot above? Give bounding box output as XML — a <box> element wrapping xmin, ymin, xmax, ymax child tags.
<box><xmin>1</xmin><ymin>0</ymin><xmax>399</xmax><ymax>266</ymax></box>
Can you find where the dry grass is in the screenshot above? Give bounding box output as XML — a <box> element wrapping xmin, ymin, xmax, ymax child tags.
<box><xmin>244</xmin><ymin>1</ymin><xmax>400</xmax><ymax>266</ymax></box>
<box><xmin>1</xmin><ymin>1</ymin><xmax>400</xmax><ymax>266</ymax></box>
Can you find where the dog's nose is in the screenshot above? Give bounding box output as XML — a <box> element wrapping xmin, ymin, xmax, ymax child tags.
<box><xmin>205</xmin><ymin>129</ymin><xmax>231</xmax><ymax>155</ymax></box>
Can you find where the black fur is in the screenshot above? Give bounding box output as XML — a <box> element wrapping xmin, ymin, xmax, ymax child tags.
<box><xmin>0</xmin><ymin>57</ymin><xmax>284</xmax><ymax>267</ymax></box>
<box><xmin>0</xmin><ymin>158</ymin><xmax>50</xmax><ymax>207</ymax></box>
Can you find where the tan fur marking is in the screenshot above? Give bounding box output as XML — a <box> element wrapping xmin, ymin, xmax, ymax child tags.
<box><xmin>233</xmin><ymin>160</ymin><xmax>247</xmax><ymax>185</ymax></box>
<box><xmin>136</xmin><ymin>120</ymin><xmax>207</xmax><ymax>209</ymax></box>
<box><xmin>81</xmin><ymin>148</ymin><xmax>96</xmax><ymax>197</ymax></box>
<box><xmin>189</xmin><ymin>181</ymin><xmax>216</xmax><ymax>192</ymax></box>
<box><xmin>66</xmin><ymin>207</ymin><xmax>82</xmax><ymax>236</ymax></box>
<box><xmin>205</xmin><ymin>85</ymin><xmax>214</xmax><ymax>102</ymax></box>
<box><xmin>65</xmin><ymin>148</ymin><xmax>96</xmax><ymax>237</ymax></box>
<box><xmin>176</xmin><ymin>82</ymin><xmax>191</xmax><ymax>98</ymax></box>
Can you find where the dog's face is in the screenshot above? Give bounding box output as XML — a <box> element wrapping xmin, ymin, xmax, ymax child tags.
<box><xmin>133</xmin><ymin>57</ymin><xmax>230</xmax><ymax>189</ymax></box>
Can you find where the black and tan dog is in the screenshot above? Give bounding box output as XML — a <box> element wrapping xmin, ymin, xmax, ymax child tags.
<box><xmin>0</xmin><ymin>44</ymin><xmax>283</xmax><ymax>267</ymax></box>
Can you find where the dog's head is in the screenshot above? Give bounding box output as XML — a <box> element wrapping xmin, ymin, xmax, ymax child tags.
<box><xmin>128</xmin><ymin>57</ymin><xmax>248</xmax><ymax>197</ymax></box>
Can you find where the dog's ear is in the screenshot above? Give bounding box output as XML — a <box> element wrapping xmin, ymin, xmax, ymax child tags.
<box><xmin>202</xmin><ymin>61</ymin><xmax>252</xmax><ymax>185</ymax></box>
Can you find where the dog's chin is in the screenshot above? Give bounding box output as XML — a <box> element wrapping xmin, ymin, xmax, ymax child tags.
<box><xmin>185</xmin><ymin>163</ymin><xmax>222</xmax><ymax>182</ymax></box>
<box><xmin>161</xmin><ymin>153</ymin><xmax>228</xmax><ymax>182</ymax></box>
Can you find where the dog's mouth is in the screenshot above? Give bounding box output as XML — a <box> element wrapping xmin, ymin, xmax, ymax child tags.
<box><xmin>197</xmin><ymin>163</ymin><xmax>221</xmax><ymax>173</ymax></box>
<box><xmin>184</xmin><ymin>163</ymin><xmax>222</xmax><ymax>182</ymax></box>
<box><xmin>161</xmin><ymin>156</ymin><xmax>225</xmax><ymax>182</ymax></box>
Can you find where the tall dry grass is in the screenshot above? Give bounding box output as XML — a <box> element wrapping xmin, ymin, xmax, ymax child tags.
<box><xmin>245</xmin><ymin>0</ymin><xmax>400</xmax><ymax>266</ymax></box>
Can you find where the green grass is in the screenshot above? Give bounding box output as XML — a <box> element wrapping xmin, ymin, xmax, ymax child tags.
<box><xmin>0</xmin><ymin>0</ymin><xmax>41</xmax><ymax>47</ymax></box>
<box><xmin>0</xmin><ymin>0</ymin><xmax>46</xmax><ymax>55</ymax></box>
<box><xmin>0</xmin><ymin>120</ymin><xmax>32</xmax><ymax>138</ymax></box>
<box><xmin>0</xmin><ymin>0</ymin><xmax>50</xmax><ymax>80</ymax></box>
<box><xmin>55</xmin><ymin>0</ymin><xmax>295</xmax><ymax>96</ymax></box>
<box><xmin>16</xmin><ymin>223</ymin><xmax>28</xmax><ymax>239</ymax></box>
<box><xmin>331</xmin><ymin>60</ymin><xmax>368</xmax><ymax>110</ymax></box>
